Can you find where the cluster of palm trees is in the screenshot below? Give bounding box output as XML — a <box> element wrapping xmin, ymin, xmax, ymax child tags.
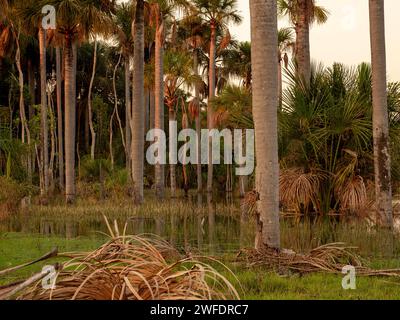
<box><xmin>0</xmin><ymin>0</ymin><xmax>396</xmax><ymax>250</ymax></box>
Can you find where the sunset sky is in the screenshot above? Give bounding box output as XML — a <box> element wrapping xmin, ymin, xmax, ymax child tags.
<box><xmin>119</xmin><ymin>0</ymin><xmax>400</xmax><ymax>82</ymax></box>
<box><xmin>231</xmin><ymin>0</ymin><xmax>400</xmax><ymax>82</ymax></box>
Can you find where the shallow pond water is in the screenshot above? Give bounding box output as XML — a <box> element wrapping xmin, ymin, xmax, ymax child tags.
<box><xmin>1</xmin><ymin>195</ymin><xmax>399</xmax><ymax>257</ymax></box>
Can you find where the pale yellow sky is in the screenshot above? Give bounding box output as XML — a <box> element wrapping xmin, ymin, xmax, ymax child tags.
<box><xmin>231</xmin><ymin>0</ymin><xmax>400</xmax><ymax>82</ymax></box>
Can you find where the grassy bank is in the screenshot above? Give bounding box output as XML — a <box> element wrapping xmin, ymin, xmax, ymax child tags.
<box><xmin>1</xmin><ymin>232</ymin><xmax>400</xmax><ymax>300</ymax></box>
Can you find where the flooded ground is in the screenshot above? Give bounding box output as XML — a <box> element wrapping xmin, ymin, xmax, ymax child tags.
<box><xmin>0</xmin><ymin>195</ymin><xmax>399</xmax><ymax>258</ymax></box>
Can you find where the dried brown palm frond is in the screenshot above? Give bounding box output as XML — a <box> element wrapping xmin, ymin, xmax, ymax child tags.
<box><xmin>336</xmin><ymin>175</ymin><xmax>368</xmax><ymax>216</ymax></box>
<box><xmin>13</xmin><ymin>218</ymin><xmax>240</xmax><ymax>301</ymax></box>
<box><xmin>279</xmin><ymin>168</ymin><xmax>327</xmax><ymax>215</ymax></box>
<box><xmin>242</xmin><ymin>190</ymin><xmax>259</xmax><ymax>217</ymax></box>
<box><xmin>238</xmin><ymin>243</ymin><xmax>400</xmax><ymax>278</ymax></box>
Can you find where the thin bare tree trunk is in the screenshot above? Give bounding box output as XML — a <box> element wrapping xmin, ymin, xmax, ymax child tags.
<box><xmin>250</xmin><ymin>0</ymin><xmax>281</xmax><ymax>250</ymax></box>
<box><xmin>88</xmin><ymin>39</ymin><xmax>97</xmax><ymax>160</ymax></box>
<box><xmin>369</xmin><ymin>0</ymin><xmax>393</xmax><ymax>228</ymax></box>
<box><xmin>131</xmin><ymin>0</ymin><xmax>145</xmax><ymax>204</ymax></box>
<box><xmin>39</xmin><ymin>28</ymin><xmax>49</xmax><ymax>199</ymax></box>
<box><xmin>110</xmin><ymin>54</ymin><xmax>124</xmax><ymax>169</ymax></box>
<box><xmin>56</xmin><ymin>47</ymin><xmax>64</xmax><ymax>190</ymax></box>
<box><xmin>207</xmin><ymin>23</ymin><xmax>217</xmax><ymax>193</ymax></box>
<box><xmin>125</xmin><ymin>57</ymin><xmax>131</xmax><ymax>172</ymax></box>
<box><xmin>155</xmin><ymin>18</ymin><xmax>165</xmax><ymax>199</ymax></box>
<box><xmin>13</xmin><ymin>28</ymin><xmax>32</xmax><ymax>183</ymax></box>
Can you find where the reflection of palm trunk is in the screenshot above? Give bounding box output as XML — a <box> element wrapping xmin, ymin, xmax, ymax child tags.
<box><xmin>169</xmin><ymin>109</ymin><xmax>176</xmax><ymax>197</ymax></box>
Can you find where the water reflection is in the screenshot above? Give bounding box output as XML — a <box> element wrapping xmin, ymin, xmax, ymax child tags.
<box><xmin>2</xmin><ymin>199</ymin><xmax>398</xmax><ymax>256</ymax></box>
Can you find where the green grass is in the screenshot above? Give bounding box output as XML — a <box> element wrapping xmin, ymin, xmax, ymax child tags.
<box><xmin>1</xmin><ymin>232</ymin><xmax>400</xmax><ymax>300</ymax></box>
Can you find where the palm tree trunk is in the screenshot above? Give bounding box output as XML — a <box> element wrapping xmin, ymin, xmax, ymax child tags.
<box><xmin>56</xmin><ymin>47</ymin><xmax>64</xmax><ymax>190</ymax></box>
<box><xmin>149</xmin><ymin>88</ymin><xmax>155</xmax><ymax>130</ymax></box>
<box><xmin>155</xmin><ymin>19</ymin><xmax>165</xmax><ymax>199</ymax></box>
<box><xmin>295</xmin><ymin>0</ymin><xmax>311</xmax><ymax>85</ymax></box>
<box><xmin>207</xmin><ymin>23</ymin><xmax>217</xmax><ymax>193</ymax></box>
<box><xmin>169</xmin><ymin>109</ymin><xmax>176</xmax><ymax>197</ymax></box>
<box><xmin>88</xmin><ymin>39</ymin><xmax>97</xmax><ymax>160</ymax></box>
<box><xmin>125</xmin><ymin>57</ymin><xmax>131</xmax><ymax>172</ymax></box>
<box><xmin>369</xmin><ymin>0</ymin><xmax>393</xmax><ymax>228</ymax></box>
<box><xmin>250</xmin><ymin>0</ymin><xmax>281</xmax><ymax>250</ymax></box>
<box><xmin>194</xmin><ymin>50</ymin><xmax>202</xmax><ymax>193</ymax></box>
<box><xmin>131</xmin><ymin>0</ymin><xmax>145</xmax><ymax>204</ymax></box>
<box><xmin>64</xmin><ymin>38</ymin><xmax>76</xmax><ymax>204</ymax></box>
<box><xmin>39</xmin><ymin>27</ymin><xmax>49</xmax><ymax>199</ymax></box>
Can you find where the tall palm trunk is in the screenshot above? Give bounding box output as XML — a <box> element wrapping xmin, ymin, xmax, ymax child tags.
<box><xmin>64</xmin><ymin>37</ymin><xmax>76</xmax><ymax>204</ymax></box>
<box><xmin>369</xmin><ymin>0</ymin><xmax>393</xmax><ymax>228</ymax></box>
<box><xmin>207</xmin><ymin>23</ymin><xmax>217</xmax><ymax>193</ymax></box>
<box><xmin>250</xmin><ymin>0</ymin><xmax>280</xmax><ymax>250</ymax></box>
<box><xmin>125</xmin><ymin>57</ymin><xmax>131</xmax><ymax>172</ymax></box>
<box><xmin>56</xmin><ymin>47</ymin><xmax>64</xmax><ymax>190</ymax></box>
<box><xmin>154</xmin><ymin>18</ymin><xmax>165</xmax><ymax>199</ymax></box>
<box><xmin>88</xmin><ymin>39</ymin><xmax>98</xmax><ymax>160</ymax></box>
<box><xmin>149</xmin><ymin>88</ymin><xmax>155</xmax><ymax>130</ymax></box>
<box><xmin>39</xmin><ymin>27</ymin><xmax>49</xmax><ymax>198</ymax></box>
<box><xmin>295</xmin><ymin>0</ymin><xmax>311</xmax><ymax>85</ymax></box>
<box><xmin>194</xmin><ymin>50</ymin><xmax>202</xmax><ymax>193</ymax></box>
<box><xmin>131</xmin><ymin>0</ymin><xmax>145</xmax><ymax>204</ymax></box>
<box><xmin>169</xmin><ymin>108</ymin><xmax>177</xmax><ymax>197</ymax></box>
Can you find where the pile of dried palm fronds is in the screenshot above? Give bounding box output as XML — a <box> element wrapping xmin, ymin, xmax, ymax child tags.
<box><xmin>1</xmin><ymin>220</ymin><xmax>240</xmax><ymax>300</ymax></box>
<box><xmin>237</xmin><ymin>243</ymin><xmax>400</xmax><ymax>277</ymax></box>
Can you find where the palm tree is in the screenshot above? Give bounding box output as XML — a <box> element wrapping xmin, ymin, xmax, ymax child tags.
<box><xmin>369</xmin><ymin>0</ymin><xmax>393</xmax><ymax>228</ymax></box>
<box><xmin>278</xmin><ymin>0</ymin><xmax>328</xmax><ymax>85</ymax></box>
<box><xmin>131</xmin><ymin>0</ymin><xmax>145</xmax><ymax>205</ymax></box>
<box><xmin>177</xmin><ymin>15</ymin><xmax>208</xmax><ymax>194</ymax></box>
<box><xmin>193</xmin><ymin>0</ymin><xmax>242</xmax><ymax>193</ymax></box>
<box><xmin>164</xmin><ymin>49</ymin><xmax>200</xmax><ymax>197</ymax></box>
<box><xmin>250</xmin><ymin>0</ymin><xmax>280</xmax><ymax>250</ymax></box>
